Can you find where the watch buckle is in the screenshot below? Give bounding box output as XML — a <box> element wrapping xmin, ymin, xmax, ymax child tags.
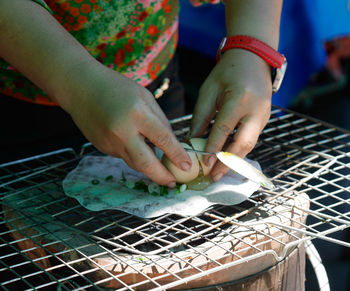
<box><xmin>216</xmin><ymin>37</ymin><xmax>227</xmax><ymax>62</ymax></box>
<box><xmin>272</xmin><ymin>57</ymin><xmax>287</xmax><ymax>93</ymax></box>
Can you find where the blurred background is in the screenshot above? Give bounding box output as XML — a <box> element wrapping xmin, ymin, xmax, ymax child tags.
<box><xmin>177</xmin><ymin>0</ymin><xmax>350</xmax><ymax>290</ymax></box>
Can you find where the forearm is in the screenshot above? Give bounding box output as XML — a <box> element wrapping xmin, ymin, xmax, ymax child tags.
<box><xmin>224</xmin><ymin>0</ymin><xmax>283</xmax><ymax>49</ymax></box>
<box><xmin>0</xmin><ymin>0</ymin><xmax>97</xmax><ymax>111</ymax></box>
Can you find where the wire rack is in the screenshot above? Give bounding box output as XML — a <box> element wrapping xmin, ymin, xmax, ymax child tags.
<box><xmin>0</xmin><ymin>107</ymin><xmax>350</xmax><ymax>290</ymax></box>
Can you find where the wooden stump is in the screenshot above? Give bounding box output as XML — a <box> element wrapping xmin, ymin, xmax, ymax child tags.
<box><xmin>187</xmin><ymin>243</ymin><xmax>305</xmax><ymax>291</ymax></box>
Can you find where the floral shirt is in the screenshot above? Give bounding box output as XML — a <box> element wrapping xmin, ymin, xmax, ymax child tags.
<box><xmin>0</xmin><ymin>0</ymin><xmax>219</xmax><ymax>105</ymax></box>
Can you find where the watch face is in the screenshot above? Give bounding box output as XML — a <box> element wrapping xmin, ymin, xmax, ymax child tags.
<box><xmin>272</xmin><ymin>58</ymin><xmax>287</xmax><ymax>93</ymax></box>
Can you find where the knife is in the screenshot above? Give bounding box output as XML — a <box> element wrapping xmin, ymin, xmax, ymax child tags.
<box><xmin>185</xmin><ymin>149</ymin><xmax>275</xmax><ymax>190</ymax></box>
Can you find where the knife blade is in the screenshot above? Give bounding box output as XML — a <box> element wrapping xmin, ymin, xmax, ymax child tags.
<box><xmin>185</xmin><ymin>148</ymin><xmax>275</xmax><ymax>190</ymax></box>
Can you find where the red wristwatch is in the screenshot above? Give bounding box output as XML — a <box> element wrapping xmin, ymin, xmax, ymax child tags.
<box><xmin>216</xmin><ymin>35</ymin><xmax>287</xmax><ymax>93</ymax></box>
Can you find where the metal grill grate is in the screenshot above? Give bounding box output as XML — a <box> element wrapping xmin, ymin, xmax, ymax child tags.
<box><xmin>1</xmin><ymin>107</ymin><xmax>350</xmax><ymax>290</ymax></box>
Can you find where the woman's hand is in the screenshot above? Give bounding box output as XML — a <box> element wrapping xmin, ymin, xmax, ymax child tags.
<box><xmin>66</xmin><ymin>62</ymin><xmax>192</xmax><ymax>187</ymax></box>
<box><xmin>190</xmin><ymin>49</ymin><xmax>272</xmax><ymax>181</ymax></box>
<box><xmin>0</xmin><ymin>0</ymin><xmax>192</xmax><ymax>187</ymax></box>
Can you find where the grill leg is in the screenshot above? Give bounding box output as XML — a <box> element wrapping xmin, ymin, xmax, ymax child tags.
<box><xmin>305</xmin><ymin>240</ymin><xmax>330</xmax><ymax>291</ymax></box>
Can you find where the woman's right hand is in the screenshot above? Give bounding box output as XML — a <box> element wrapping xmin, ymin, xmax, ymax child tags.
<box><xmin>0</xmin><ymin>0</ymin><xmax>191</xmax><ymax>187</ymax></box>
<box><xmin>65</xmin><ymin>62</ymin><xmax>192</xmax><ymax>187</ymax></box>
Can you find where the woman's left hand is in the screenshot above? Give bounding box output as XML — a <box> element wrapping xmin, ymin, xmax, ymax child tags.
<box><xmin>190</xmin><ymin>48</ymin><xmax>272</xmax><ymax>182</ymax></box>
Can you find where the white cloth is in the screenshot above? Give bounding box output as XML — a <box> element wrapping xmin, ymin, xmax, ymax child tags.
<box><xmin>62</xmin><ymin>155</ymin><xmax>261</xmax><ymax>218</ymax></box>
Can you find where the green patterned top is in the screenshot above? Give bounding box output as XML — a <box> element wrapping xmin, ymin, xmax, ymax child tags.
<box><xmin>0</xmin><ymin>0</ymin><xmax>219</xmax><ymax>105</ymax></box>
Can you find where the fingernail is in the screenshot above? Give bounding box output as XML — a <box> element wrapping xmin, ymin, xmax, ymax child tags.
<box><xmin>208</xmin><ymin>156</ymin><xmax>216</xmax><ymax>168</ymax></box>
<box><xmin>167</xmin><ymin>181</ymin><xmax>176</xmax><ymax>188</ymax></box>
<box><xmin>213</xmin><ymin>173</ymin><xmax>223</xmax><ymax>182</ymax></box>
<box><xmin>181</xmin><ymin>161</ymin><xmax>191</xmax><ymax>171</ymax></box>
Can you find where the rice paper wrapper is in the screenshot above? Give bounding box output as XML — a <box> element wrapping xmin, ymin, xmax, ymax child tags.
<box><xmin>62</xmin><ymin>155</ymin><xmax>261</xmax><ymax>218</ymax></box>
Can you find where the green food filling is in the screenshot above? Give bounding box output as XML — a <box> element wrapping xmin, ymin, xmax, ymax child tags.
<box><xmin>91</xmin><ymin>179</ymin><xmax>100</xmax><ymax>185</ymax></box>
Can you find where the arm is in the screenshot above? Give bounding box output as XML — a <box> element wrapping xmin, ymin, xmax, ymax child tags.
<box><xmin>190</xmin><ymin>0</ymin><xmax>283</xmax><ymax>181</ymax></box>
<box><xmin>0</xmin><ymin>0</ymin><xmax>192</xmax><ymax>186</ymax></box>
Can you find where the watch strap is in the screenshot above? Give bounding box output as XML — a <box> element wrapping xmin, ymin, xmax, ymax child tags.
<box><xmin>216</xmin><ymin>35</ymin><xmax>285</xmax><ymax>69</ymax></box>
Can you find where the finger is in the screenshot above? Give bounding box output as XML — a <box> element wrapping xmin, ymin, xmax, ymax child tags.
<box><xmin>125</xmin><ymin>135</ymin><xmax>177</xmax><ymax>187</ymax></box>
<box><xmin>88</xmin><ymin>131</ymin><xmax>126</xmax><ymax>160</ymax></box>
<box><xmin>210</xmin><ymin>115</ymin><xmax>262</xmax><ymax>181</ymax></box>
<box><xmin>203</xmin><ymin>99</ymin><xmax>242</xmax><ymax>166</ymax></box>
<box><xmin>139</xmin><ymin>114</ymin><xmax>193</xmax><ymax>173</ymax></box>
<box><xmin>190</xmin><ymin>82</ymin><xmax>219</xmax><ymax>138</ymax></box>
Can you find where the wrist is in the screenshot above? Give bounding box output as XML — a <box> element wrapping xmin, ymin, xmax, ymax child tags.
<box><xmin>216</xmin><ymin>35</ymin><xmax>287</xmax><ymax>93</ymax></box>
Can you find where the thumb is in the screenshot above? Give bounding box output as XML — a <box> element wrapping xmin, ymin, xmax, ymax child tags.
<box><xmin>190</xmin><ymin>83</ymin><xmax>219</xmax><ymax>137</ymax></box>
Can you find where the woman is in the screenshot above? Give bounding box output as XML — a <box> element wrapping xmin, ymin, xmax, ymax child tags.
<box><xmin>0</xmin><ymin>0</ymin><xmax>283</xmax><ymax>186</ymax></box>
